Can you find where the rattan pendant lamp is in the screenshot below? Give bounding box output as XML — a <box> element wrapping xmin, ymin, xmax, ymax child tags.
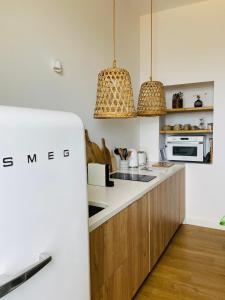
<box><xmin>137</xmin><ymin>0</ymin><xmax>166</xmax><ymax>117</ymax></box>
<box><xmin>94</xmin><ymin>0</ymin><xmax>136</xmax><ymax>119</ymax></box>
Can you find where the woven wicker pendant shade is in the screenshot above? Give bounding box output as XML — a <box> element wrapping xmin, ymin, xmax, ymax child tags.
<box><xmin>138</xmin><ymin>80</ymin><xmax>166</xmax><ymax>116</ymax></box>
<box><xmin>94</xmin><ymin>0</ymin><xmax>136</xmax><ymax>119</ymax></box>
<box><xmin>94</xmin><ymin>63</ymin><xmax>136</xmax><ymax>119</ymax></box>
<box><xmin>137</xmin><ymin>0</ymin><xmax>166</xmax><ymax>117</ymax></box>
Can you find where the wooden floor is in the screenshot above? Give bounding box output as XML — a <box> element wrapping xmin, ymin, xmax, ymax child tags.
<box><xmin>135</xmin><ymin>225</ymin><xmax>225</xmax><ymax>300</ymax></box>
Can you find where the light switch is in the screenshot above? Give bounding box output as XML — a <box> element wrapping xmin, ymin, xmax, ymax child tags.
<box><xmin>52</xmin><ymin>60</ymin><xmax>63</xmax><ymax>74</ymax></box>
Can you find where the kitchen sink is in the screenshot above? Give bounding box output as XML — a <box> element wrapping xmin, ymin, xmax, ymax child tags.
<box><xmin>88</xmin><ymin>205</ymin><xmax>105</xmax><ymax>218</ymax></box>
<box><xmin>110</xmin><ymin>172</ymin><xmax>157</xmax><ymax>182</ymax></box>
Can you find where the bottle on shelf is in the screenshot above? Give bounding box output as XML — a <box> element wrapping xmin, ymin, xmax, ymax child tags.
<box><xmin>199</xmin><ymin>118</ymin><xmax>205</xmax><ymax>130</ymax></box>
<box><xmin>194</xmin><ymin>95</ymin><xmax>203</xmax><ymax>108</ymax></box>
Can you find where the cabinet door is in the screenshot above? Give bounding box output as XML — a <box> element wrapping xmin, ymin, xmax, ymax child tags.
<box><xmin>149</xmin><ymin>169</ymin><xmax>185</xmax><ymax>271</ymax></box>
<box><xmin>128</xmin><ymin>194</ymin><xmax>149</xmax><ymax>297</ymax></box>
<box><xmin>179</xmin><ymin>169</ymin><xmax>185</xmax><ymax>224</ymax></box>
<box><xmin>90</xmin><ymin>207</ymin><xmax>129</xmax><ymax>300</ymax></box>
<box><xmin>164</xmin><ymin>175</ymin><xmax>180</xmax><ymax>245</ymax></box>
<box><xmin>149</xmin><ymin>183</ymin><xmax>166</xmax><ymax>270</ymax></box>
<box><xmin>90</xmin><ymin>195</ymin><xmax>150</xmax><ymax>300</ymax></box>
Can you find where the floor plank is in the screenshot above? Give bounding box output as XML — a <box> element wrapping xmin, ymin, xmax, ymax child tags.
<box><xmin>135</xmin><ymin>225</ymin><xmax>225</xmax><ymax>300</ymax></box>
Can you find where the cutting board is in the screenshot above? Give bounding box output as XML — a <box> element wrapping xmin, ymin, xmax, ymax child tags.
<box><xmin>111</xmin><ymin>153</ymin><xmax>117</xmax><ymax>172</ymax></box>
<box><xmin>152</xmin><ymin>161</ymin><xmax>174</xmax><ymax>168</ymax></box>
<box><xmin>91</xmin><ymin>141</ymin><xmax>105</xmax><ymax>164</ymax></box>
<box><xmin>102</xmin><ymin>138</ymin><xmax>112</xmax><ymax>172</ymax></box>
<box><xmin>85</xmin><ymin>130</ymin><xmax>105</xmax><ymax>164</ymax></box>
<box><xmin>85</xmin><ymin>130</ymin><xmax>95</xmax><ymax>163</ymax></box>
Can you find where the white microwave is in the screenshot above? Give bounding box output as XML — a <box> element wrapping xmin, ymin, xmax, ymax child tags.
<box><xmin>165</xmin><ymin>136</ymin><xmax>206</xmax><ymax>162</ymax></box>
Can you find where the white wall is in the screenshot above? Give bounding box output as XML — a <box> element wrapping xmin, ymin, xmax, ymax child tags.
<box><xmin>139</xmin><ymin>14</ymin><xmax>160</xmax><ymax>162</ymax></box>
<box><xmin>140</xmin><ymin>0</ymin><xmax>225</xmax><ymax>229</ymax></box>
<box><xmin>0</xmin><ymin>0</ymin><xmax>141</xmax><ymax>149</ymax></box>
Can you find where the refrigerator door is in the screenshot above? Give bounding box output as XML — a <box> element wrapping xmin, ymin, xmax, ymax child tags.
<box><xmin>0</xmin><ymin>106</ymin><xmax>90</xmax><ymax>300</ymax></box>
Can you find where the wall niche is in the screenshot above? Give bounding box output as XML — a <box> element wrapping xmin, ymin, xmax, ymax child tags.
<box><xmin>160</xmin><ymin>81</ymin><xmax>214</xmax><ymax>164</ymax></box>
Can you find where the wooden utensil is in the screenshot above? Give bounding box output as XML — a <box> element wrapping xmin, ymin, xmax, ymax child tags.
<box><xmin>118</xmin><ymin>148</ymin><xmax>125</xmax><ymax>160</ymax></box>
<box><xmin>114</xmin><ymin>148</ymin><xmax>123</xmax><ymax>160</ymax></box>
<box><xmin>102</xmin><ymin>138</ymin><xmax>112</xmax><ymax>172</ymax></box>
<box><xmin>123</xmin><ymin>148</ymin><xmax>128</xmax><ymax>160</ymax></box>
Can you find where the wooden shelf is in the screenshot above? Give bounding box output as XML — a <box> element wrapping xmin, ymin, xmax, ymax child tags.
<box><xmin>166</xmin><ymin>106</ymin><xmax>214</xmax><ymax>114</ymax></box>
<box><xmin>160</xmin><ymin>129</ymin><xmax>213</xmax><ymax>134</ymax></box>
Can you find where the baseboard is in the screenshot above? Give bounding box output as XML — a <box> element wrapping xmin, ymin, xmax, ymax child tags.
<box><xmin>184</xmin><ymin>218</ymin><xmax>225</xmax><ymax>231</ymax></box>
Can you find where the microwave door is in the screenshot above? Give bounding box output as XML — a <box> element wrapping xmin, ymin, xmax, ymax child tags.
<box><xmin>167</xmin><ymin>142</ymin><xmax>204</xmax><ymax>162</ymax></box>
<box><xmin>173</xmin><ymin>145</ymin><xmax>197</xmax><ymax>157</ymax></box>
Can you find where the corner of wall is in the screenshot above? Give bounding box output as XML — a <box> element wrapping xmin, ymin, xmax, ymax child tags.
<box><xmin>139</xmin><ymin>117</ymin><xmax>160</xmax><ymax>162</ymax></box>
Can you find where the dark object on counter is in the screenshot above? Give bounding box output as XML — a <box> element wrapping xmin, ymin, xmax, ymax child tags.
<box><xmin>110</xmin><ymin>172</ymin><xmax>156</xmax><ymax>182</ymax></box>
<box><xmin>114</xmin><ymin>148</ymin><xmax>128</xmax><ymax>160</ymax></box>
<box><xmin>89</xmin><ymin>205</ymin><xmax>105</xmax><ymax>218</ymax></box>
<box><xmin>204</xmin><ymin>152</ymin><xmax>211</xmax><ymax>163</ymax></box>
<box><xmin>194</xmin><ymin>95</ymin><xmax>203</xmax><ymax>107</ymax></box>
<box><xmin>106</xmin><ymin>164</ymin><xmax>115</xmax><ymax>187</ymax></box>
<box><xmin>172</xmin><ymin>92</ymin><xmax>183</xmax><ymax>108</ymax></box>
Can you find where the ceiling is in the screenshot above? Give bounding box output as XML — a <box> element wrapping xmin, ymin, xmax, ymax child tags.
<box><xmin>132</xmin><ymin>0</ymin><xmax>208</xmax><ymax>15</ymax></box>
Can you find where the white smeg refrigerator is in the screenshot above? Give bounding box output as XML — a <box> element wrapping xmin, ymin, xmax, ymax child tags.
<box><xmin>0</xmin><ymin>106</ymin><xmax>90</xmax><ymax>299</ymax></box>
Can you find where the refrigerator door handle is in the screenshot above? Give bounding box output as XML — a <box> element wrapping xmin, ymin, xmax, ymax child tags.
<box><xmin>0</xmin><ymin>253</ymin><xmax>52</xmax><ymax>298</ymax></box>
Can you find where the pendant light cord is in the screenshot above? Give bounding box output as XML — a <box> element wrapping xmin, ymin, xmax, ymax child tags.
<box><xmin>113</xmin><ymin>0</ymin><xmax>116</xmax><ymax>68</ymax></box>
<box><xmin>150</xmin><ymin>0</ymin><xmax>153</xmax><ymax>81</ymax></box>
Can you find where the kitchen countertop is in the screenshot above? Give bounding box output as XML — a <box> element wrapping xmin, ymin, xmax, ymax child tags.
<box><xmin>88</xmin><ymin>164</ymin><xmax>185</xmax><ymax>232</ymax></box>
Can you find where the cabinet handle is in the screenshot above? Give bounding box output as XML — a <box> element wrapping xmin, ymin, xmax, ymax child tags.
<box><xmin>0</xmin><ymin>253</ymin><xmax>52</xmax><ymax>298</ymax></box>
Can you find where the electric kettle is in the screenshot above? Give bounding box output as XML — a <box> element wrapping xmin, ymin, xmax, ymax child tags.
<box><xmin>138</xmin><ymin>151</ymin><xmax>147</xmax><ymax>166</ymax></box>
<box><xmin>128</xmin><ymin>149</ymin><xmax>138</xmax><ymax>168</ymax></box>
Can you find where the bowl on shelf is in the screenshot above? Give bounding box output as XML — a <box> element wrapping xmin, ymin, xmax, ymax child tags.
<box><xmin>191</xmin><ymin>125</ymin><xmax>200</xmax><ymax>130</ymax></box>
<box><xmin>183</xmin><ymin>124</ymin><xmax>192</xmax><ymax>131</ymax></box>
<box><xmin>162</xmin><ymin>125</ymin><xmax>174</xmax><ymax>131</ymax></box>
<box><xmin>173</xmin><ymin>124</ymin><xmax>183</xmax><ymax>131</ymax></box>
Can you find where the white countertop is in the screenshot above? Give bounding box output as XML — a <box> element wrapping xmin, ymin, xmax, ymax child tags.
<box><xmin>88</xmin><ymin>164</ymin><xmax>185</xmax><ymax>232</ymax></box>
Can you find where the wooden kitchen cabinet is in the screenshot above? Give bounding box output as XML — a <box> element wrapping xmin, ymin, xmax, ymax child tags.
<box><xmin>90</xmin><ymin>194</ymin><xmax>149</xmax><ymax>300</ymax></box>
<box><xmin>128</xmin><ymin>194</ymin><xmax>149</xmax><ymax>297</ymax></box>
<box><xmin>149</xmin><ymin>169</ymin><xmax>185</xmax><ymax>270</ymax></box>
<box><xmin>90</xmin><ymin>207</ymin><xmax>129</xmax><ymax>300</ymax></box>
<box><xmin>90</xmin><ymin>168</ymin><xmax>185</xmax><ymax>300</ymax></box>
<box><xmin>149</xmin><ymin>183</ymin><xmax>165</xmax><ymax>270</ymax></box>
<box><xmin>179</xmin><ymin>169</ymin><xmax>185</xmax><ymax>224</ymax></box>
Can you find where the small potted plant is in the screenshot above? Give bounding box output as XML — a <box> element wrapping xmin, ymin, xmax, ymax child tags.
<box><xmin>172</xmin><ymin>92</ymin><xmax>183</xmax><ymax>109</ymax></box>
